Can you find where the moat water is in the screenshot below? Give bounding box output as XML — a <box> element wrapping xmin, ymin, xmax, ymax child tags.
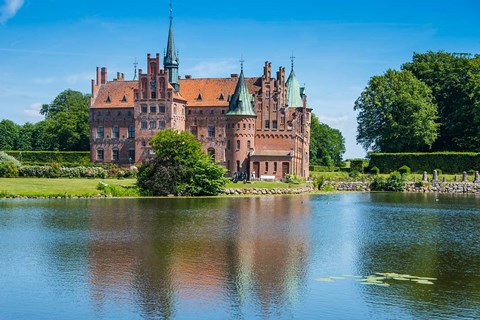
<box><xmin>1</xmin><ymin>193</ymin><xmax>479</xmax><ymax>319</ymax></box>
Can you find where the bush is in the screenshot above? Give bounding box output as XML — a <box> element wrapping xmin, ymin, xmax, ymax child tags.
<box><xmin>369</xmin><ymin>166</ymin><xmax>380</xmax><ymax>175</ymax></box>
<box><xmin>348</xmin><ymin>170</ymin><xmax>361</xmax><ymax>179</ymax></box>
<box><xmin>350</xmin><ymin>159</ymin><xmax>368</xmax><ymax>173</ymax></box>
<box><xmin>284</xmin><ymin>174</ymin><xmax>303</xmax><ymax>184</ymax></box>
<box><xmin>369</xmin><ymin>152</ymin><xmax>480</xmax><ymax>174</ymax></box>
<box><xmin>371</xmin><ymin>171</ymin><xmax>406</xmax><ymax>191</ymax></box>
<box><xmin>97</xmin><ymin>182</ymin><xmax>139</xmax><ymax>197</ymax></box>
<box><xmin>0</xmin><ymin>162</ymin><xmax>19</xmax><ymax>178</ymax></box>
<box><xmin>398</xmin><ymin>165</ymin><xmax>411</xmax><ymax>175</ymax></box>
<box><xmin>18</xmin><ymin>165</ymin><xmax>107</xmax><ymax>178</ymax></box>
<box><xmin>5</xmin><ymin>151</ymin><xmax>89</xmax><ymax>165</ymax></box>
<box><xmin>309</xmin><ymin>165</ymin><xmax>340</xmax><ymax>172</ymax></box>
<box><xmin>314</xmin><ymin>176</ymin><xmax>325</xmax><ymax>190</ymax></box>
<box><xmin>0</xmin><ymin>151</ymin><xmax>21</xmax><ymax>167</ymax></box>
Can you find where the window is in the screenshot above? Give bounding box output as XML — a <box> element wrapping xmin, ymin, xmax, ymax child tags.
<box><xmin>159</xmin><ymin>105</ymin><xmax>166</xmax><ymax>113</ymax></box>
<box><xmin>105</xmin><ymin>95</ymin><xmax>111</xmax><ymax>103</ymax></box>
<box><xmin>243</xmin><ymin>123</ymin><xmax>246</xmax><ymax>129</ymax></box>
<box><xmin>159</xmin><ymin>121</ymin><xmax>166</xmax><ymax>129</ymax></box>
<box><xmin>274</xmin><ymin>162</ymin><xmax>277</xmax><ymax>172</ymax></box>
<box><xmin>97</xmin><ymin>149</ymin><xmax>104</xmax><ymax>161</ymax></box>
<box><xmin>97</xmin><ymin>126</ymin><xmax>104</xmax><ymax>139</ymax></box>
<box><xmin>121</xmin><ymin>95</ymin><xmax>127</xmax><ymax>102</ymax></box>
<box><xmin>151</xmin><ymin>92</ymin><xmax>157</xmax><ymax>99</ymax></box>
<box><xmin>222</xmin><ymin>110</ymin><xmax>225</xmax><ymax>114</ymax></box>
<box><xmin>210</xmin><ymin>110</ymin><xmax>214</xmax><ymax>114</ymax></box>
<box><xmin>188</xmin><ymin>109</ymin><xmax>191</xmax><ymax>115</ymax></box>
<box><xmin>236</xmin><ymin>160</ymin><xmax>240</xmax><ymax>172</ymax></box>
<box><xmin>128</xmin><ymin>125</ymin><xmax>135</xmax><ymax>138</ymax></box>
<box><xmin>128</xmin><ymin>149</ymin><xmax>135</xmax><ymax>163</ymax></box>
<box><xmin>112</xmin><ymin>126</ymin><xmax>119</xmax><ymax>138</ymax></box>
<box><xmin>190</xmin><ymin>126</ymin><xmax>197</xmax><ymax>136</ymax></box>
<box><xmin>265</xmin><ymin>162</ymin><xmax>269</xmax><ymax>172</ymax></box>
<box><xmin>208</xmin><ymin>125</ymin><xmax>215</xmax><ymax>138</ymax></box>
<box><xmin>150</xmin><ymin>120</ymin><xmax>157</xmax><ymax>129</ymax></box>
<box><xmin>227</xmin><ymin>140</ymin><xmax>231</xmax><ymax>150</ymax></box>
<box><xmin>265</xmin><ymin>120</ymin><xmax>270</xmax><ymax>129</ymax></box>
<box><xmin>141</xmin><ymin>121</ymin><xmax>147</xmax><ymax>129</ymax></box>
<box><xmin>127</xmin><ymin>110</ymin><xmax>132</xmax><ymax>116</ymax></box>
<box><xmin>150</xmin><ymin>106</ymin><xmax>156</xmax><ymax>113</ymax></box>
<box><xmin>141</xmin><ymin>105</ymin><xmax>147</xmax><ymax>113</ymax></box>
<box><xmin>247</xmin><ymin>140</ymin><xmax>251</xmax><ymax>150</ymax></box>
<box><xmin>272</xmin><ymin>120</ymin><xmax>278</xmax><ymax>129</ymax></box>
<box><xmin>236</xmin><ymin>140</ymin><xmax>240</xmax><ymax>150</ymax></box>
<box><xmin>112</xmin><ymin>149</ymin><xmax>119</xmax><ymax>161</ymax></box>
<box><xmin>199</xmin><ymin>110</ymin><xmax>203</xmax><ymax>115</ymax></box>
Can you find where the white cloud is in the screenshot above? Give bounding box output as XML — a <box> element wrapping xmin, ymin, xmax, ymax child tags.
<box><xmin>22</xmin><ymin>102</ymin><xmax>43</xmax><ymax>123</ymax></box>
<box><xmin>0</xmin><ymin>0</ymin><xmax>24</xmax><ymax>24</ymax></box>
<box><xmin>318</xmin><ymin>114</ymin><xmax>349</xmax><ymax>126</ymax></box>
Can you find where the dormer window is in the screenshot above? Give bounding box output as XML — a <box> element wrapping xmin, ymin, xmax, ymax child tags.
<box><xmin>197</xmin><ymin>93</ymin><xmax>203</xmax><ymax>100</ymax></box>
<box><xmin>121</xmin><ymin>95</ymin><xmax>127</xmax><ymax>102</ymax></box>
<box><xmin>219</xmin><ymin>93</ymin><xmax>225</xmax><ymax>100</ymax></box>
<box><xmin>105</xmin><ymin>95</ymin><xmax>111</xmax><ymax>103</ymax></box>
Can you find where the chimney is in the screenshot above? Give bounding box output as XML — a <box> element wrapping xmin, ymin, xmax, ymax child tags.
<box><xmin>230</xmin><ymin>74</ymin><xmax>239</xmax><ymax>78</ymax></box>
<box><xmin>185</xmin><ymin>75</ymin><xmax>192</xmax><ymax>79</ymax></box>
<box><xmin>100</xmin><ymin>67</ymin><xmax>107</xmax><ymax>84</ymax></box>
<box><xmin>96</xmin><ymin>67</ymin><xmax>101</xmax><ymax>85</ymax></box>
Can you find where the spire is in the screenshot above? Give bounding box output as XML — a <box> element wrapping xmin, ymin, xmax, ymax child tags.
<box><xmin>133</xmin><ymin>57</ymin><xmax>138</xmax><ymax>80</ymax></box>
<box><xmin>286</xmin><ymin>62</ymin><xmax>303</xmax><ymax>108</ymax></box>
<box><xmin>290</xmin><ymin>52</ymin><xmax>295</xmax><ymax>72</ymax></box>
<box><xmin>227</xmin><ymin>65</ymin><xmax>255</xmax><ymax>116</ymax></box>
<box><xmin>164</xmin><ymin>0</ymin><xmax>179</xmax><ymax>91</ymax></box>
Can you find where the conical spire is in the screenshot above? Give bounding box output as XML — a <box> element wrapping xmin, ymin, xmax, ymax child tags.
<box><xmin>286</xmin><ymin>68</ymin><xmax>303</xmax><ymax>108</ymax></box>
<box><xmin>164</xmin><ymin>0</ymin><xmax>179</xmax><ymax>91</ymax></box>
<box><xmin>227</xmin><ymin>69</ymin><xmax>255</xmax><ymax>116</ymax></box>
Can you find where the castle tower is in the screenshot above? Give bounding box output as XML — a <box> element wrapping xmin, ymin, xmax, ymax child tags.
<box><xmin>286</xmin><ymin>63</ymin><xmax>304</xmax><ymax>108</ymax></box>
<box><xmin>225</xmin><ymin>66</ymin><xmax>256</xmax><ymax>176</ymax></box>
<box><xmin>164</xmin><ymin>1</ymin><xmax>179</xmax><ymax>92</ymax></box>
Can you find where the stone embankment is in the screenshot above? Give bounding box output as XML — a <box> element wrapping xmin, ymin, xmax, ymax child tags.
<box><xmin>320</xmin><ymin>180</ymin><xmax>480</xmax><ymax>193</ymax></box>
<box><xmin>223</xmin><ymin>185</ymin><xmax>315</xmax><ymax>195</ymax></box>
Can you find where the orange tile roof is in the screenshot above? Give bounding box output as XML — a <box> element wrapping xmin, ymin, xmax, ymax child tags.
<box><xmin>91</xmin><ymin>81</ymin><xmax>138</xmax><ymax>108</ymax></box>
<box><xmin>178</xmin><ymin>77</ymin><xmax>261</xmax><ymax>107</ymax></box>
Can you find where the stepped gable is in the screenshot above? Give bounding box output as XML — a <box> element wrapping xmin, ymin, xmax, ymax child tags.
<box><xmin>178</xmin><ymin>77</ymin><xmax>261</xmax><ymax>107</ymax></box>
<box><xmin>91</xmin><ymin>81</ymin><xmax>138</xmax><ymax>108</ymax></box>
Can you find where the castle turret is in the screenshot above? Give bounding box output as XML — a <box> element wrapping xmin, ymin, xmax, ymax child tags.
<box><xmin>286</xmin><ymin>67</ymin><xmax>303</xmax><ymax>108</ymax></box>
<box><xmin>225</xmin><ymin>67</ymin><xmax>256</xmax><ymax>176</ymax></box>
<box><xmin>164</xmin><ymin>3</ymin><xmax>179</xmax><ymax>92</ymax></box>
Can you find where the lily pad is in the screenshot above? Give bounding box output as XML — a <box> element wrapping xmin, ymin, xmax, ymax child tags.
<box><xmin>393</xmin><ymin>277</ymin><xmax>410</xmax><ymax>281</ymax></box>
<box><xmin>315</xmin><ymin>277</ymin><xmax>334</xmax><ymax>282</ymax></box>
<box><xmin>330</xmin><ymin>276</ymin><xmax>345</xmax><ymax>280</ymax></box>
<box><xmin>412</xmin><ymin>279</ymin><xmax>434</xmax><ymax>285</ymax></box>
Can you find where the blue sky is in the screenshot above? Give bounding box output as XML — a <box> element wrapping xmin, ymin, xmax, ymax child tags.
<box><xmin>1</xmin><ymin>0</ymin><xmax>479</xmax><ymax>158</ymax></box>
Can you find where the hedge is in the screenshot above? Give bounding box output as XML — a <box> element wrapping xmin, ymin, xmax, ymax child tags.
<box><xmin>309</xmin><ymin>165</ymin><xmax>340</xmax><ymax>172</ymax></box>
<box><xmin>4</xmin><ymin>151</ymin><xmax>90</xmax><ymax>165</ymax></box>
<box><xmin>368</xmin><ymin>152</ymin><xmax>480</xmax><ymax>174</ymax></box>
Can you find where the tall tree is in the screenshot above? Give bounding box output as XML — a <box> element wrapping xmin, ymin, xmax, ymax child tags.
<box><xmin>403</xmin><ymin>51</ymin><xmax>480</xmax><ymax>151</ymax></box>
<box><xmin>354</xmin><ymin>69</ymin><xmax>438</xmax><ymax>152</ymax></box>
<box><xmin>0</xmin><ymin>120</ymin><xmax>20</xmax><ymax>150</ymax></box>
<box><xmin>16</xmin><ymin>122</ymin><xmax>35</xmax><ymax>151</ymax></box>
<box><xmin>309</xmin><ymin>114</ymin><xmax>345</xmax><ymax>166</ymax></box>
<box><xmin>41</xmin><ymin>89</ymin><xmax>91</xmax><ymax>151</ymax></box>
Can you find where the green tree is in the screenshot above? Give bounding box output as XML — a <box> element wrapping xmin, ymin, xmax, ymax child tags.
<box><xmin>137</xmin><ymin>130</ymin><xmax>228</xmax><ymax>196</ymax></box>
<box><xmin>403</xmin><ymin>51</ymin><xmax>480</xmax><ymax>151</ymax></box>
<box><xmin>31</xmin><ymin>121</ymin><xmax>52</xmax><ymax>150</ymax></box>
<box><xmin>41</xmin><ymin>89</ymin><xmax>90</xmax><ymax>151</ymax></box>
<box><xmin>0</xmin><ymin>120</ymin><xmax>20</xmax><ymax>150</ymax></box>
<box><xmin>16</xmin><ymin>122</ymin><xmax>35</xmax><ymax>151</ymax></box>
<box><xmin>309</xmin><ymin>114</ymin><xmax>345</xmax><ymax>166</ymax></box>
<box><xmin>354</xmin><ymin>69</ymin><xmax>439</xmax><ymax>152</ymax></box>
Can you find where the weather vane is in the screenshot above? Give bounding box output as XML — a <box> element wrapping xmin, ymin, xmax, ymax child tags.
<box><xmin>169</xmin><ymin>0</ymin><xmax>173</xmax><ymax>20</ymax></box>
<box><xmin>240</xmin><ymin>55</ymin><xmax>245</xmax><ymax>72</ymax></box>
<box><xmin>133</xmin><ymin>57</ymin><xmax>138</xmax><ymax>80</ymax></box>
<box><xmin>290</xmin><ymin>52</ymin><xmax>295</xmax><ymax>71</ymax></box>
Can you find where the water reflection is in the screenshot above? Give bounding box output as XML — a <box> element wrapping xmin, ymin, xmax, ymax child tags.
<box><xmin>1</xmin><ymin>194</ymin><xmax>479</xmax><ymax>319</ymax></box>
<box><xmin>81</xmin><ymin>197</ymin><xmax>310</xmax><ymax>319</ymax></box>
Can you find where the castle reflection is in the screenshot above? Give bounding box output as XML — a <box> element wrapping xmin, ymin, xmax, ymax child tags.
<box><xmin>85</xmin><ymin>197</ymin><xmax>311</xmax><ymax>318</ymax></box>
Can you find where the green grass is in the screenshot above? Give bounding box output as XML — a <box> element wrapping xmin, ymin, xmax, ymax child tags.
<box><xmin>0</xmin><ymin>178</ymin><xmax>137</xmax><ymax>197</ymax></box>
<box><xmin>226</xmin><ymin>181</ymin><xmax>308</xmax><ymax>189</ymax></box>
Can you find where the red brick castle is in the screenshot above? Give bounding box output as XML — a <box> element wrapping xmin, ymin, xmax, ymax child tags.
<box><xmin>89</xmin><ymin>10</ymin><xmax>312</xmax><ymax>180</ymax></box>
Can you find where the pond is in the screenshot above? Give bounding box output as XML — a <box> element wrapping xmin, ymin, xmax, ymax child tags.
<box><xmin>0</xmin><ymin>193</ymin><xmax>479</xmax><ymax>319</ymax></box>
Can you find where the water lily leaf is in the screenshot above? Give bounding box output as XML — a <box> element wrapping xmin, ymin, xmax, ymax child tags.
<box><xmin>393</xmin><ymin>277</ymin><xmax>410</xmax><ymax>281</ymax></box>
<box><xmin>330</xmin><ymin>276</ymin><xmax>345</xmax><ymax>280</ymax></box>
<box><xmin>412</xmin><ymin>279</ymin><xmax>434</xmax><ymax>285</ymax></box>
<box><xmin>373</xmin><ymin>283</ymin><xmax>390</xmax><ymax>287</ymax></box>
<box><xmin>417</xmin><ymin>277</ymin><xmax>437</xmax><ymax>281</ymax></box>
<box><xmin>315</xmin><ymin>278</ymin><xmax>334</xmax><ymax>282</ymax></box>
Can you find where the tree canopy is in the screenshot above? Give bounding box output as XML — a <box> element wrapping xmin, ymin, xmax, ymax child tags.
<box><xmin>355</xmin><ymin>51</ymin><xmax>480</xmax><ymax>153</ymax></box>
<box><xmin>355</xmin><ymin>69</ymin><xmax>439</xmax><ymax>152</ymax></box>
<box><xmin>0</xmin><ymin>89</ymin><xmax>90</xmax><ymax>151</ymax></box>
<box><xmin>137</xmin><ymin>130</ymin><xmax>228</xmax><ymax>196</ymax></box>
<box><xmin>309</xmin><ymin>114</ymin><xmax>345</xmax><ymax>166</ymax></box>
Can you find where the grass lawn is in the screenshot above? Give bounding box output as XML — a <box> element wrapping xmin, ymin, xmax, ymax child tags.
<box><xmin>0</xmin><ymin>178</ymin><xmax>137</xmax><ymax>197</ymax></box>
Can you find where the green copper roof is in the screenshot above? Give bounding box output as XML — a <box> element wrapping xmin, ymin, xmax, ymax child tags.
<box><xmin>227</xmin><ymin>71</ymin><xmax>256</xmax><ymax>116</ymax></box>
<box><xmin>286</xmin><ymin>70</ymin><xmax>304</xmax><ymax>108</ymax></box>
<box><xmin>164</xmin><ymin>19</ymin><xmax>178</xmax><ymax>66</ymax></box>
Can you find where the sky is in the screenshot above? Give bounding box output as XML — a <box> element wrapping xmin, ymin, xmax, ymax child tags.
<box><xmin>0</xmin><ymin>0</ymin><xmax>479</xmax><ymax>158</ymax></box>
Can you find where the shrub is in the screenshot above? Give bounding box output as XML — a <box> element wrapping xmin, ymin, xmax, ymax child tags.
<box><xmin>371</xmin><ymin>171</ymin><xmax>406</xmax><ymax>191</ymax></box>
<box><xmin>350</xmin><ymin>159</ymin><xmax>367</xmax><ymax>173</ymax></box>
<box><xmin>348</xmin><ymin>170</ymin><xmax>361</xmax><ymax>179</ymax></box>
<box><xmin>314</xmin><ymin>176</ymin><xmax>325</xmax><ymax>190</ymax></box>
<box><xmin>0</xmin><ymin>151</ymin><xmax>21</xmax><ymax>167</ymax></box>
<box><xmin>97</xmin><ymin>182</ymin><xmax>139</xmax><ymax>197</ymax></box>
<box><xmin>5</xmin><ymin>151</ymin><xmax>90</xmax><ymax>165</ymax></box>
<box><xmin>0</xmin><ymin>162</ymin><xmax>19</xmax><ymax>178</ymax></box>
<box><xmin>398</xmin><ymin>165</ymin><xmax>411</xmax><ymax>175</ymax></box>
<box><xmin>369</xmin><ymin>152</ymin><xmax>480</xmax><ymax>174</ymax></box>
<box><xmin>285</xmin><ymin>174</ymin><xmax>302</xmax><ymax>184</ymax></box>
<box><xmin>369</xmin><ymin>166</ymin><xmax>380</xmax><ymax>175</ymax></box>
<box><xmin>18</xmin><ymin>165</ymin><xmax>107</xmax><ymax>178</ymax></box>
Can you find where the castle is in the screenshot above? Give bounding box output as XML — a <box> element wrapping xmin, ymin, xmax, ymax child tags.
<box><xmin>89</xmin><ymin>11</ymin><xmax>312</xmax><ymax>180</ymax></box>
